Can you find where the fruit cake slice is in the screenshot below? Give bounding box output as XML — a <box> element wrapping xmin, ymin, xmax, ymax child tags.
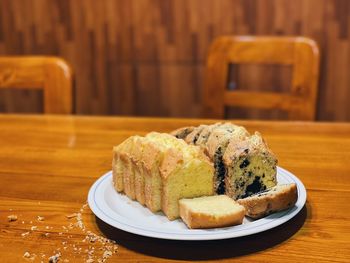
<box><xmin>184</xmin><ymin>125</ymin><xmax>208</xmax><ymax>144</ymax></box>
<box><xmin>223</xmin><ymin>132</ymin><xmax>277</xmax><ymax>200</ymax></box>
<box><xmin>193</xmin><ymin>123</ymin><xmax>222</xmax><ymax>147</ymax></box>
<box><xmin>237</xmin><ymin>183</ymin><xmax>298</xmax><ymax>219</ymax></box>
<box><xmin>170</xmin><ymin>126</ymin><xmax>195</xmax><ymax>140</ymax></box>
<box><xmin>206</xmin><ymin>124</ymin><xmax>250</xmax><ymax>194</ymax></box>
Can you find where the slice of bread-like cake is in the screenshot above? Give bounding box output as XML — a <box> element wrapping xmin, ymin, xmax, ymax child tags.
<box><xmin>112</xmin><ymin>136</ymin><xmax>141</xmax><ymax>193</ymax></box>
<box><xmin>184</xmin><ymin>124</ymin><xmax>208</xmax><ymax>144</ymax></box>
<box><xmin>206</xmin><ymin>124</ymin><xmax>250</xmax><ymax>194</ymax></box>
<box><xmin>170</xmin><ymin>126</ymin><xmax>195</xmax><ymax>140</ymax></box>
<box><xmin>223</xmin><ymin>132</ymin><xmax>277</xmax><ymax>200</ymax></box>
<box><xmin>193</xmin><ymin>123</ymin><xmax>222</xmax><ymax>148</ymax></box>
<box><xmin>147</xmin><ymin>132</ymin><xmax>214</xmax><ymax>220</ymax></box>
<box><xmin>120</xmin><ymin>136</ymin><xmax>144</xmax><ymax>200</ymax></box>
<box><xmin>140</xmin><ymin>139</ymin><xmax>165</xmax><ymax>212</ymax></box>
<box><xmin>237</xmin><ymin>183</ymin><xmax>298</xmax><ymax>219</ymax></box>
<box><xmin>128</xmin><ymin>138</ymin><xmax>148</xmax><ymax>205</ymax></box>
<box><xmin>179</xmin><ymin>195</ymin><xmax>246</xmax><ymax>229</ymax></box>
<box><xmin>113</xmin><ymin>132</ymin><xmax>214</xmax><ymax>218</ymax></box>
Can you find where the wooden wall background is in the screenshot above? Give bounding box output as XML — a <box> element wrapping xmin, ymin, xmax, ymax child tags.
<box><xmin>0</xmin><ymin>0</ymin><xmax>349</xmax><ymax>121</ymax></box>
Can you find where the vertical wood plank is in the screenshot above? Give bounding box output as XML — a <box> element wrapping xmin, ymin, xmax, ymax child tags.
<box><xmin>0</xmin><ymin>0</ymin><xmax>348</xmax><ymax>120</ymax></box>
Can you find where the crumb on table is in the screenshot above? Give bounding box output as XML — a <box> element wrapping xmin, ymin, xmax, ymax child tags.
<box><xmin>48</xmin><ymin>252</ymin><xmax>61</xmax><ymax>263</ymax></box>
<box><xmin>7</xmin><ymin>214</ymin><xmax>18</xmax><ymax>222</ymax></box>
<box><xmin>66</xmin><ymin>213</ymin><xmax>78</xmax><ymax>219</ymax></box>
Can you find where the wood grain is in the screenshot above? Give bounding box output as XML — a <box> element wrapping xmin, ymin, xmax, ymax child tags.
<box><xmin>0</xmin><ymin>114</ymin><xmax>349</xmax><ymax>262</ymax></box>
<box><xmin>0</xmin><ymin>56</ymin><xmax>73</xmax><ymax>114</ymax></box>
<box><xmin>0</xmin><ymin>0</ymin><xmax>349</xmax><ymax>120</ymax></box>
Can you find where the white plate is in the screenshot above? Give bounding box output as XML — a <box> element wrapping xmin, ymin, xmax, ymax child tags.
<box><xmin>88</xmin><ymin>167</ymin><xmax>306</xmax><ymax>241</ymax></box>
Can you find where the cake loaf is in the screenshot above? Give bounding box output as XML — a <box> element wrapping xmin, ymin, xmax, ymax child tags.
<box><xmin>171</xmin><ymin>123</ymin><xmax>277</xmax><ymax>200</ymax></box>
<box><xmin>112</xmin><ymin>132</ymin><xmax>214</xmax><ymax>220</ymax></box>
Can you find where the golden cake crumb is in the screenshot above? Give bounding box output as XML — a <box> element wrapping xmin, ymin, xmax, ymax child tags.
<box><xmin>7</xmin><ymin>214</ymin><xmax>18</xmax><ymax>222</ymax></box>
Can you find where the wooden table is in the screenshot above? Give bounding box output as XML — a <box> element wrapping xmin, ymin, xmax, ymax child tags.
<box><xmin>0</xmin><ymin>114</ymin><xmax>349</xmax><ymax>262</ymax></box>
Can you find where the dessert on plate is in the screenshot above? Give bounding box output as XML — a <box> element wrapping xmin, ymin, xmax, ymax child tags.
<box><xmin>112</xmin><ymin>122</ymin><xmax>298</xmax><ymax>228</ymax></box>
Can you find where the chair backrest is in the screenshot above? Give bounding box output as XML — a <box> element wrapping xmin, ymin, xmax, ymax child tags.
<box><xmin>0</xmin><ymin>56</ymin><xmax>73</xmax><ymax>114</ymax></box>
<box><xmin>202</xmin><ymin>36</ymin><xmax>320</xmax><ymax>120</ymax></box>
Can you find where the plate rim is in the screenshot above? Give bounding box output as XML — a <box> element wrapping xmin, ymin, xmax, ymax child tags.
<box><xmin>88</xmin><ymin>166</ymin><xmax>306</xmax><ymax>241</ymax></box>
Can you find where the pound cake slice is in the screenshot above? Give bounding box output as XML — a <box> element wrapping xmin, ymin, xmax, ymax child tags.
<box><xmin>140</xmin><ymin>139</ymin><xmax>165</xmax><ymax>212</ymax></box>
<box><xmin>113</xmin><ymin>135</ymin><xmax>165</xmax><ymax>211</ymax></box>
<box><xmin>120</xmin><ymin>136</ymin><xmax>144</xmax><ymax>200</ymax></box>
<box><xmin>237</xmin><ymin>183</ymin><xmax>298</xmax><ymax>219</ymax></box>
<box><xmin>143</xmin><ymin>132</ymin><xmax>189</xmax><ymax>213</ymax></box>
<box><xmin>113</xmin><ymin>132</ymin><xmax>214</xmax><ymax>219</ymax></box>
<box><xmin>179</xmin><ymin>195</ymin><xmax>246</xmax><ymax>229</ymax></box>
<box><xmin>112</xmin><ymin>136</ymin><xmax>142</xmax><ymax>193</ymax></box>
<box><xmin>223</xmin><ymin>132</ymin><xmax>277</xmax><ymax>200</ymax></box>
<box><xmin>129</xmin><ymin>138</ymin><xmax>148</xmax><ymax>205</ymax></box>
<box><xmin>146</xmin><ymin>133</ymin><xmax>214</xmax><ymax>220</ymax></box>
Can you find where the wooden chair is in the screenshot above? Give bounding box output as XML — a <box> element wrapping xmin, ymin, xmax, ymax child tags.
<box><xmin>0</xmin><ymin>56</ymin><xmax>73</xmax><ymax>114</ymax></box>
<box><xmin>202</xmin><ymin>36</ymin><xmax>320</xmax><ymax>120</ymax></box>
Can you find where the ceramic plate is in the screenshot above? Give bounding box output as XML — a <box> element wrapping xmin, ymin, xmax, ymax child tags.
<box><xmin>88</xmin><ymin>166</ymin><xmax>306</xmax><ymax>240</ymax></box>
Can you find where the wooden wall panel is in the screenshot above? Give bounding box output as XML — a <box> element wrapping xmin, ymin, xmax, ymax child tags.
<box><xmin>0</xmin><ymin>0</ymin><xmax>349</xmax><ymax>120</ymax></box>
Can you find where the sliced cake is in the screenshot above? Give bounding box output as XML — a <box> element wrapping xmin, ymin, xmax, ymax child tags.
<box><xmin>146</xmin><ymin>133</ymin><xmax>214</xmax><ymax>220</ymax></box>
<box><xmin>139</xmin><ymin>139</ymin><xmax>165</xmax><ymax>212</ymax></box>
<box><xmin>179</xmin><ymin>195</ymin><xmax>246</xmax><ymax>229</ymax></box>
<box><xmin>237</xmin><ymin>183</ymin><xmax>298</xmax><ymax>219</ymax></box>
<box><xmin>205</xmin><ymin>123</ymin><xmax>250</xmax><ymax>194</ymax></box>
<box><xmin>171</xmin><ymin>123</ymin><xmax>278</xmax><ymax>200</ymax></box>
<box><xmin>223</xmin><ymin>132</ymin><xmax>277</xmax><ymax>200</ymax></box>
<box><xmin>170</xmin><ymin>126</ymin><xmax>195</xmax><ymax>140</ymax></box>
<box><xmin>112</xmin><ymin>132</ymin><xmax>214</xmax><ymax>220</ymax></box>
<box><xmin>112</xmin><ymin>136</ymin><xmax>141</xmax><ymax>193</ymax></box>
<box><xmin>129</xmin><ymin>138</ymin><xmax>149</xmax><ymax>205</ymax></box>
<box><xmin>184</xmin><ymin>124</ymin><xmax>208</xmax><ymax>144</ymax></box>
<box><xmin>193</xmin><ymin>123</ymin><xmax>222</xmax><ymax>148</ymax></box>
<box><xmin>125</xmin><ymin>136</ymin><xmax>150</xmax><ymax>201</ymax></box>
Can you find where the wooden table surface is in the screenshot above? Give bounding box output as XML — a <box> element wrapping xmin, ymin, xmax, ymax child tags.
<box><xmin>0</xmin><ymin>114</ymin><xmax>349</xmax><ymax>262</ymax></box>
